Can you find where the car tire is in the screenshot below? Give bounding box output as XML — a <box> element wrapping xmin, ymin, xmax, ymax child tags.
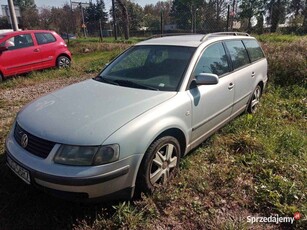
<box><xmin>137</xmin><ymin>136</ymin><xmax>181</xmax><ymax>193</ymax></box>
<box><xmin>56</xmin><ymin>56</ymin><xmax>71</xmax><ymax>68</ymax></box>
<box><xmin>247</xmin><ymin>84</ymin><xmax>262</xmax><ymax>114</ymax></box>
<box><xmin>0</xmin><ymin>72</ymin><xmax>3</xmax><ymax>82</ymax></box>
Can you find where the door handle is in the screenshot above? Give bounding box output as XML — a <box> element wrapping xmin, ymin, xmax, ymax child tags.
<box><xmin>251</xmin><ymin>72</ymin><xmax>255</xmax><ymax>78</ymax></box>
<box><xmin>228</xmin><ymin>83</ymin><xmax>234</xmax><ymax>90</ymax></box>
<box><xmin>33</xmin><ymin>48</ymin><xmax>40</xmax><ymax>52</ymax></box>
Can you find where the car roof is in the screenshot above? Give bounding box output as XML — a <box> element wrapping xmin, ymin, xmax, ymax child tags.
<box><xmin>0</xmin><ymin>30</ymin><xmax>56</xmax><ymax>37</ymax></box>
<box><xmin>137</xmin><ymin>32</ymin><xmax>255</xmax><ymax>47</ymax></box>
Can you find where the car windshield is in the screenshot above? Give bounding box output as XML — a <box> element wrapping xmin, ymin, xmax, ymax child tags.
<box><xmin>96</xmin><ymin>45</ymin><xmax>196</xmax><ymax>91</ymax></box>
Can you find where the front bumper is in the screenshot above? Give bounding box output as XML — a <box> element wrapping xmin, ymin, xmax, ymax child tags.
<box><xmin>5</xmin><ymin>128</ymin><xmax>142</xmax><ymax>200</ymax></box>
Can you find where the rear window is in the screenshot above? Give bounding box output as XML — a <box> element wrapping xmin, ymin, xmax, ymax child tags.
<box><xmin>225</xmin><ymin>40</ymin><xmax>250</xmax><ymax>70</ymax></box>
<box><xmin>243</xmin><ymin>39</ymin><xmax>265</xmax><ymax>62</ymax></box>
<box><xmin>35</xmin><ymin>33</ymin><xmax>56</xmax><ymax>45</ymax></box>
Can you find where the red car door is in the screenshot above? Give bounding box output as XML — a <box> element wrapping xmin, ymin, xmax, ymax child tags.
<box><xmin>0</xmin><ymin>33</ymin><xmax>41</xmax><ymax>76</ymax></box>
<box><xmin>34</xmin><ymin>32</ymin><xmax>58</xmax><ymax>68</ymax></box>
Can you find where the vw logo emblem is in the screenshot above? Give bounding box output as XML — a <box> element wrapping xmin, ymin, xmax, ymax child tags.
<box><xmin>21</xmin><ymin>134</ymin><xmax>28</xmax><ymax>148</ymax></box>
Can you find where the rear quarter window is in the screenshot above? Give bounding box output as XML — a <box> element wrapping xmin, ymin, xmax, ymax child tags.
<box><xmin>243</xmin><ymin>39</ymin><xmax>265</xmax><ymax>62</ymax></box>
<box><xmin>225</xmin><ymin>40</ymin><xmax>250</xmax><ymax>70</ymax></box>
<box><xmin>35</xmin><ymin>33</ymin><xmax>56</xmax><ymax>45</ymax></box>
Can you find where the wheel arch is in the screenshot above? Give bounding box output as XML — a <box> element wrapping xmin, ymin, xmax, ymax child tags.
<box><xmin>134</xmin><ymin>128</ymin><xmax>186</xmax><ymax>195</ymax></box>
<box><xmin>258</xmin><ymin>80</ymin><xmax>264</xmax><ymax>94</ymax></box>
<box><xmin>55</xmin><ymin>53</ymin><xmax>71</xmax><ymax>66</ymax></box>
<box><xmin>0</xmin><ymin>70</ymin><xmax>4</xmax><ymax>82</ymax></box>
<box><xmin>153</xmin><ymin>128</ymin><xmax>187</xmax><ymax>157</ymax></box>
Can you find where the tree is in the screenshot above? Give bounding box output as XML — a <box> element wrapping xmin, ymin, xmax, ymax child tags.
<box><xmin>143</xmin><ymin>1</ymin><xmax>172</xmax><ymax>31</ymax></box>
<box><xmin>171</xmin><ymin>0</ymin><xmax>228</xmax><ymax>32</ymax></box>
<box><xmin>116</xmin><ymin>0</ymin><xmax>129</xmax><ymax>39</ymax></box>
<box><xmin>239</xmin><ymin>0</ymin><xmax>265</xmax><ymax>32</ymax></box>
<box><xmin>13</xmin><ymin>0</ymin><xmax>39</xmax><ymax>29</ymax></box>
<box><xmin>289</xmin><ymin>0</ymin><xmax>304</xmax><ymax>16</ymax></box>
<box><xmin>170</xmin><ymin>0</ymin><xmax>201</xmax><ymax>31</ymax></box>
<box><xmin>84</xmin><ymin>0</ymin><xmax>108</xmax><ymax>35</ymax></box>
<box><xmin>143</xmin><ymin>4</ymin><xmax>160</xmax><ymax>30</ymax></box>
<box><xmin>0</xmin><ymin>17</ymin><xmax>10</xmax><ymax>29</ymax></box>
<box><xmin>304</xmin><ymin>0</ymin><xmax>307</xmax><ymax>32</ymax></box>
<box><xmin>126</xmin><ymin>1</ymin><xmax>144</xmax><ymax>31</ymax></box>
<box><xmin>266</xmin><ymin>0</ymin><xmax>288</xmax><ymax>32</ymax></box>
<box><xmin>38</xmin><ymin>8</ymin><xmax>52</xmax><ymax>29</ymax></box>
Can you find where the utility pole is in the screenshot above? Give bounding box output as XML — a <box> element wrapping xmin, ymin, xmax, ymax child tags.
<box><xmin>112</xmin><ymin>0</ymin><xmax>118</xmax><ymax>40</ymax></box>
<box><xmin>79</xmin><ymin>3</ymin><xmax>87</xmax><ymax>37</ymax></box>
<box><xmin>226</xmin><ymin>5</ymin><xmax>230</xmax><ymax>31</ymax></box>
<box><xmin>7</xmin><ymin>0</ymin><xmax>18</xmax><ymax>31</ymax></box>
<box><xmin>231</xmin><ymin>0</ymin><xmax>236</xmax><ymax>30</ymax></box>
<box><xmin>160</xmin><ymin>9</ymin><xmax>163</xmax><ymax>36</ymax></box>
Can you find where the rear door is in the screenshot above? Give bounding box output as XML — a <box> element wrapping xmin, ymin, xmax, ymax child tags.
<box><xmin>224</xmin><ymin>40</ymin><xmax>253</xmax><ymax>114</ymax></box>
<box><xmin>0</xmin><ymin>33</ymin><xmax>40</xmax><ymax>76</ymax></box>
<box><xmin>189</xmin><ymin>42</ymin><xmax>235</xmax><ymax>143</ymax></box>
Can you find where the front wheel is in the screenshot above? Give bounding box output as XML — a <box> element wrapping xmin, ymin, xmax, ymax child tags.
<box><xmin>56</xmin><ymin>56</ymin><xmax>71</xmax><ymax>68</ymax></box>
<box><xmin>137</xmin><ymin>136</ymin><xmax>181</xmax><ymax>193</ymax></box>
<box><xmin>247</xmin><ymin>85</ymin><xmax>262</xmax><ymax>113</ymax></box>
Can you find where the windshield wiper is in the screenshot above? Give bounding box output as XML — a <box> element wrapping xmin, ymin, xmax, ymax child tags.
<box><xmin>114</xmin><ymin>80</ymin><xmax>159</xmax><ymax>91</ymax></box>
<box><xmin>93</xmin><ymin>76</ymin><xmax>119</xmax><ymax>86</ymax></box>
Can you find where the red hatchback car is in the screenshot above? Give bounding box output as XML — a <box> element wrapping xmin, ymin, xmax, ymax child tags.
<box><xmin>0</xmin><ymin>30</ymin><xmax>72</xmax><ymax>81</ymax></box>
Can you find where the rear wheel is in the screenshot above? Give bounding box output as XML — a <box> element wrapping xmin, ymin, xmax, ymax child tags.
<box><xmin>247</xmin><ymin>85</ymin><xmax>262</xmax><ymax>113</ymax></box>
<box><xmin>137</xmin><ymin>136</ymin><xmax>181</xmax><ymax>193</ymax></box>
<box><xmin>0</xmin><ymin>72</ymin><xmax>3</xmax><ymax>82</ymax></box>
<box><xmin>56</xmin><ymin>56</ymin><xmax>71</xmax><ymax>68</ymax></box>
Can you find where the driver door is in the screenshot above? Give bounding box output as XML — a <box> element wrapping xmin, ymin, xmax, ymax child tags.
<box><xmin>0</xmin><ymin>33</ymin><xmax>39</xmax><ymax>76</ymax></box>
<box><xmin>189</xmin><ymin>42</ymin><xmax>235</xmax><ymax>143</ymax></box>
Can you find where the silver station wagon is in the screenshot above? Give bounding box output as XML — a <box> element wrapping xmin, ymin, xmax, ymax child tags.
<box><xmin>5</xmin><ymin>32</ymin><xmax>268</xmax><ymax>200</ymax></box>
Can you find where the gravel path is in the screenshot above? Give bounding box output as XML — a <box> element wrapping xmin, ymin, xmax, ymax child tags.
<box><xmin>0</xmin><ymin>76</ymin><xmax>91</xmax><ymax>102</ymax></box>
<box><xmin>0</xmin><ymin>75</ymin><xmax>92</xmax><ymax>144</ymax></box>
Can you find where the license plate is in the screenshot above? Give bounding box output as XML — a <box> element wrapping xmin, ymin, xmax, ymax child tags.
<box><xmin>7</xmin><ymin>156</ymin><xmax>31</xmax><ymax>184</ymax></box>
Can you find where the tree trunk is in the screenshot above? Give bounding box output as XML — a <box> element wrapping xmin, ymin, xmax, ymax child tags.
<box><xmin>303</xmin><ymin>0</ymin><xmax>307</xmax><ymax>33</ymax></box>
<box><xmin>271</xmin><ymin>0</ymin><xmax>280</xmax><ymax>32</ymax></box>
<box><xmin>116</xmin><ymin>0</ymin><xmax>129</xmax><ymax>40</ymax></box>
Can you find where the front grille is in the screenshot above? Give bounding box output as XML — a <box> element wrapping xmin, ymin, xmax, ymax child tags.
<box><xmin>14</xmin><ymin>122</ymin><xmax>55</xmax><ymax>159</ymax></box>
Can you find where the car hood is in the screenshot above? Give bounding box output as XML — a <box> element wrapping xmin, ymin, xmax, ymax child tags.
<box><xmin>17</xmin><ymin>79</ymin><xmax>176</xmax><ymax>145</ymax></box>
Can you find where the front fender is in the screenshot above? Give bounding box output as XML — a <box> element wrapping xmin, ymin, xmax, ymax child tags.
<box><xmin>103</xmin><ymin>92</ymin><xmax>192</xmax><ymax>184</ymax></box>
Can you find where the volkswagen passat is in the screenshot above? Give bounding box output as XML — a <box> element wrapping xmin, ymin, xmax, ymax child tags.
<box><xmin>5</xmin><ymin>33</ymin><xmax>267</xmax><ymax>200</ymax></box>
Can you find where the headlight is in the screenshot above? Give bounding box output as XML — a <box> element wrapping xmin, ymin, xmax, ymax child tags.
<box><xmin>54</xmin><ymin>144</ymin><xmax>120</xmax><ymax>166</ymax></box>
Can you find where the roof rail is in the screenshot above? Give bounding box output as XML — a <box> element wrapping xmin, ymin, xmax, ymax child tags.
<box><xmin>201</xmin><ymin>32</ymin><xmax>250</xmax><ymax>41</ymax></box>
<box><xmin>146</xmin><ymin>33</ymin><xmax>200</xmax><ymax>40</ymax></box>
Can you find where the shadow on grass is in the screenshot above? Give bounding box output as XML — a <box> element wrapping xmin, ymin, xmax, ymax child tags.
<box><xmin>0</xmin><ymin>153</ymin><xmax>115</xmax><ymax>230</ymax></box>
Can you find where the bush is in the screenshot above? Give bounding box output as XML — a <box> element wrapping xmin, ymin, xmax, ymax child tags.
<box><xmin>261</xmin><ymin>37</ymin><xmax>307</xmax><ymax>86</ymax></box>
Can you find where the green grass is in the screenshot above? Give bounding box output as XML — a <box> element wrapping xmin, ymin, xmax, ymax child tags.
<box><xmin>0</xmin><ymin>35</ymin><xmax>306</xmax><ymax>229</ymax></box>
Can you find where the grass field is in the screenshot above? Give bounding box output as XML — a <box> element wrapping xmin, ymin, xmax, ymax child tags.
<box><xmin>0</xmin><ymin>35</ymin><xmax>306</xmax><ymax>229</ymax></box>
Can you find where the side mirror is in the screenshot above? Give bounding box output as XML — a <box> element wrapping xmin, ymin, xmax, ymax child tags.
<box><xmin>195</xmin><ymin>73</ymin><xmax>219</xmax><ymax>85</ymax></box>
<box><xmin>0</xmin><ymin>46</ymin><xmax>8</xmax><ymax>53</ymax></box>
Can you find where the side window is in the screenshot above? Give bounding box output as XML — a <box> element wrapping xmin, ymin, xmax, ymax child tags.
<box><xmin>194</xmin><ymin>43</ymin><xmax>230</xmax><ymax>77</ymax></box>
<box><xmin>4</xmin><ymin>34</ymin><xmax>34</xmax><ymax>50</ymax></box>
<box><xmin>35</xmin><ymin>33</ymin><xmax>56</xmax><ymax>45</ymax></box>
<box><xmin>242</xmin><ymin>39</ymin><xmax>265</xmax><ymax>62</ymax></box>
<box><xmin>225</xmin><ymin>40</ymin><xmax>250</xmax><ymax>70</ymax></box>
<box><xmin>0</xmin><ymin>37</ymin><xmax>14</xmax><ymax>48</ymax></box>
